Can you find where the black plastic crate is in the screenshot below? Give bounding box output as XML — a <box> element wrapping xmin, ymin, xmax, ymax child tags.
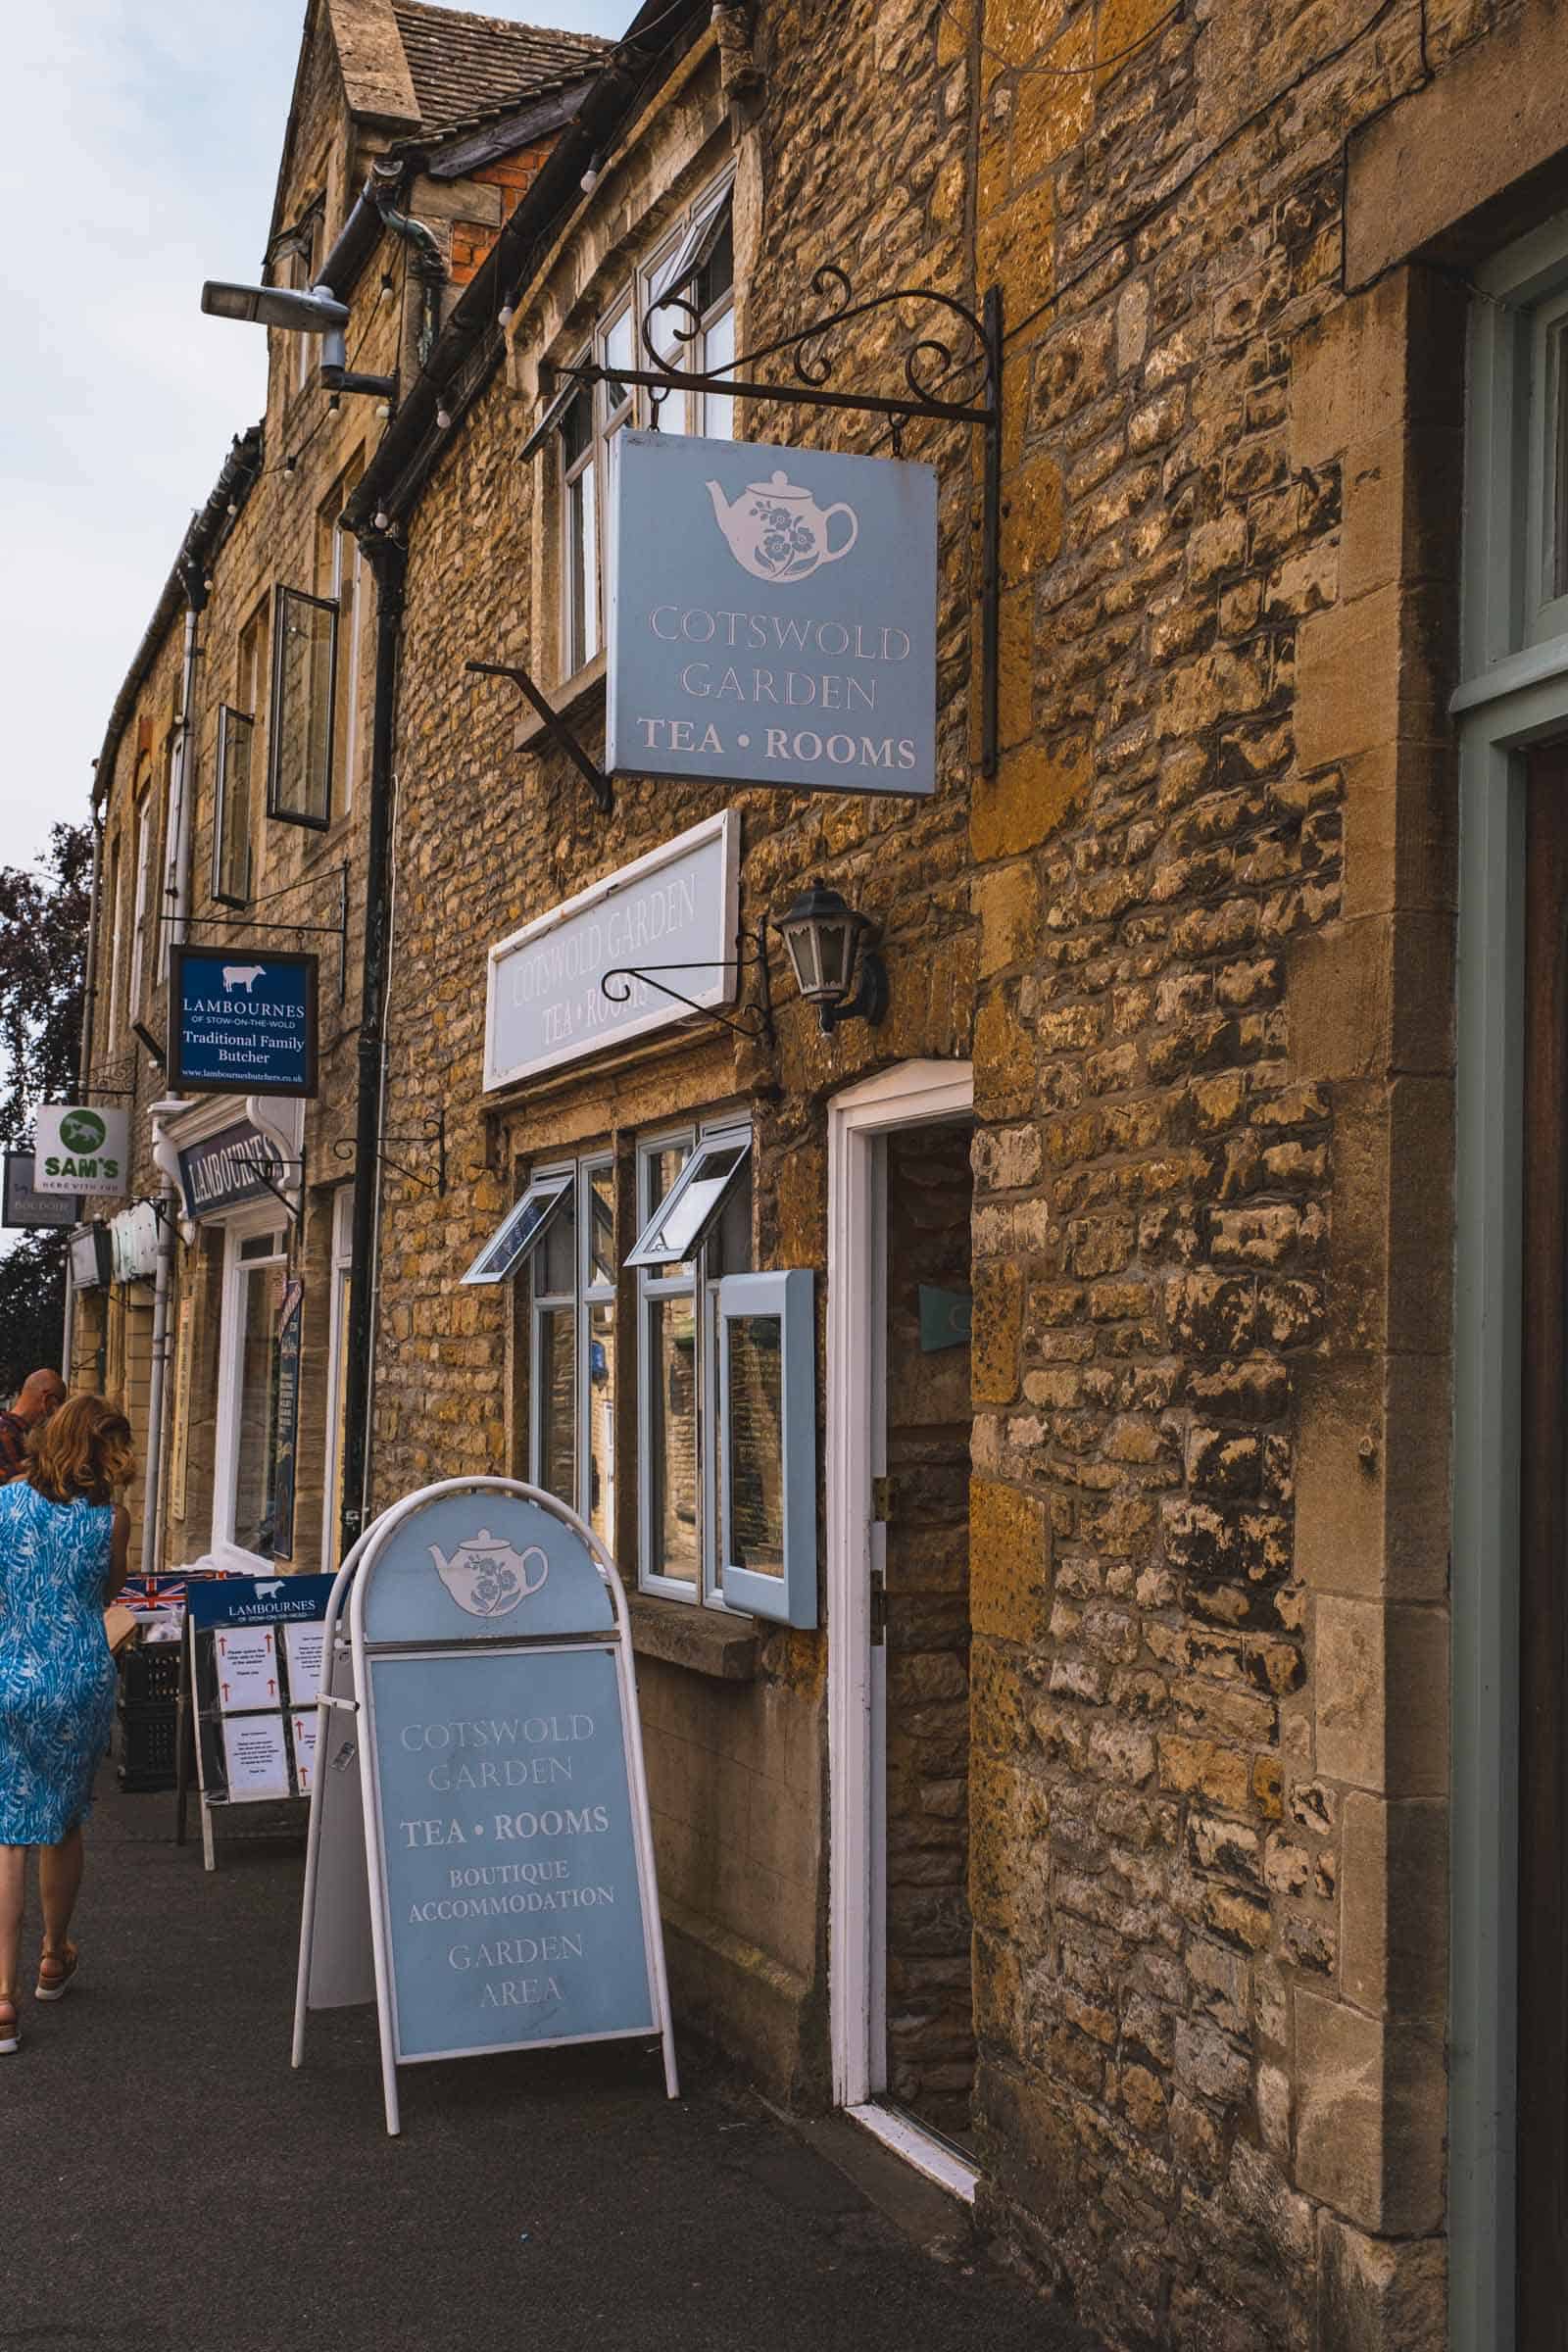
<box><xmin>115</xmin><ymin>1700</ymin><xmax>176</xmax><ymax>1792</ymax></box>
<box><xmin>120</xmin><ymin>1643</ymin><xmax>182</xmax><ymax>1705</ymax></box>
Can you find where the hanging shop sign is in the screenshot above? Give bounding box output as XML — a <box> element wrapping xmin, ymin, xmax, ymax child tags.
<box><xmin>3</xmin><ymin>1151</ymin><xmax>78</xmax><ymax>1229</ymax></box>
<box><xmin>608</xmin><ymin>432</ymin><xmax>938</xmax><ymax>799</ymax></box>
<box><xmin>168</xmin><ymin>946</ymin><xmax>318</xmax><ymax>1099</ymax></box>
<box><xmin>33</xmin><ymin>1105</ymin><xmax>128</xmax><ymax>1197</ymax></box>
<box><xmin>177</xmin><ymin>1118</ymin><xmax>285</xmax><ymax>1217</ymax></box>
<box><xmin>294</xmin><ymin>1477</ymin><xmax>677</xmax><ymax>2134</ymax></box>
<box><xmin>270</xmin><ymin>1279</ymin><xmax>304</xmax><ymax>1564</ymax></box>
<box><xmin>109</xmin><ymin>1200</ymin><xmax>162</xmax><ymax>1283</ymax></box>
<box><xmin>484</xmin><ymin>809</ymin><xmax>737</xmax><ymax>1091</ymax></box>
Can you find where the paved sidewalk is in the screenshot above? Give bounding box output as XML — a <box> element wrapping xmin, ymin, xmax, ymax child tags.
<box><xmin>6</xmin><ymin>1773</ymin><xmax>1098</xmax><ymax>2352</ymax></box>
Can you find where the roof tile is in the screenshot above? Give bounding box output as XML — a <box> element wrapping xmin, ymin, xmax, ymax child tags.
<box><xmin>389</xmin><ymin>0</ymin><xmax>609</xmax><ymax>136</ymax></box>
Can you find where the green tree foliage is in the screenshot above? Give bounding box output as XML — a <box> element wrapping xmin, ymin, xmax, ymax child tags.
<box><xmin>0</xmin><ymin>822</ymin><xmax>92</xmax><ymax>1396</ymax></box>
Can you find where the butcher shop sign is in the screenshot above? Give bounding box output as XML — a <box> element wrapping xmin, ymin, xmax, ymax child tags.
<box><xmin>169</xmin><ymin>946</ymin><xmax>318</xmax><ymax>1099</ymax></box>
<box><xmin>607</xmin><ymin>432</ymin><xmax>938</xmax><ymax>798</ymax></box>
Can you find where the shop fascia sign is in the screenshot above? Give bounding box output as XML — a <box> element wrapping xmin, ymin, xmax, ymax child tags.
<box><xmin>176</xmin><ymin>1117</ymin><xmax>288</xmax><ymax>1218</ymax></box>
<box><xmin>33</xmin><ymin>1104</ymin><xmax>128</xmax><ymax>1196</ymax></box>
<box><xmin>484</xmin><ymin>809</ymin><xmax>738</xmax><ymax>1092</ymax></box>
<box><xmin>607</xmin><ymin>432</ymin><xmax>938</xmax><ymax>798</ymax></box>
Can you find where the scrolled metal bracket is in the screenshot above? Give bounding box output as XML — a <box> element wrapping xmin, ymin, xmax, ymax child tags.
<box><xmin>601</xmin><ymin>923</ymin><xmax>774</xmax><ymax>1049</ymax></box>
<box><xmin>553</xmin><ymin>270</ymin><xmax>1004</xmax><ymax>776</ymax></box>
<box><xmin>333</xmin><ymin>1107</ymin><xmax>447</xmax><ymax>1195</ymax></box>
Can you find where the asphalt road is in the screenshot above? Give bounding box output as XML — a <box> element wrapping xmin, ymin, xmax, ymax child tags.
<box><xmin>3</xmin><ymin>1771</ymin><xmax>1099</xmax><ymax>2352</ymax></box>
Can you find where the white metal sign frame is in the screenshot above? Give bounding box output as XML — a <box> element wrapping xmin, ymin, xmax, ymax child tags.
<box><xmin>292</xmin><ymin>1476</ymin><xmax>678</xmax><ymax>2134</ymax></box>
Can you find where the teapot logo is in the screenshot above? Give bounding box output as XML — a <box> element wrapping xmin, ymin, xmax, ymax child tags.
<box><xmin>706</xmin><ymin>467</ymin><xmax>858</xmax><ymax>584</ymax></box>
<box><xmin>427</xmin><ymin>1527</ymin><xmax>549</xmax><ymax>1620</ymax></box>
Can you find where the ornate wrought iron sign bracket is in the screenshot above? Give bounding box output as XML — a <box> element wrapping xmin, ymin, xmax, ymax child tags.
<box><xmin>466</xmin><ymin>660</ymin><xmax>613</xmax><ymax>815</ymax></box>
<box><xmin>545</xmin><ymin>268</ymin><xmax>1005</xmax><ymax>779</ymax></box>
<box><xmin>161</xmin><ymin>863</ymin><xmax>351</xmax><ymax>1003</ymax></box>
<box><xmin>333</xmin><ymin>1107</ymin><xmax>447</xmax><ymax>1195</ymax></box>
<box><xmin>601</xmin><ymin>923</ymin><xmax>774</xmax><ymax>1048</ymax></box>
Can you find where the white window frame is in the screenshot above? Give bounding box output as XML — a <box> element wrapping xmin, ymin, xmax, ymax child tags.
<box><xmin>159</xmin><ymin>728</ymin><xmax>180</xmax><ymax>983</ymax></box>
<box><xmin>634</xmin><ymin>1119</ymin><xmax>752</xmax><ymax>1608</ymax></box>
<box><xmin>321</xmin><ymin>1185</ymin><xmax>355</xmax><ymax>1571</ymax></box>
<box><xmin>105</xmin><ymin>840</ymin><xmax>125</xmax><ymax>1047</ymax></box>
<box><xmin>211</xmin><ymin>1209</ymin><xmax>289</xmax><ymax>1571</ymax></box>
<box><xmin>552</xmin><ymin>173</ymin><xmax>736</xmax><ymax>684</ymax></box>
<box><xmin>128</xmin><ymin>791</ymin><xmax>153</xmax><ymax>1016</ymax></box>
<box><xmin>526</xmin><ymin>1155</ymin><xmax>616</xmax><ymax>1544</ymax></box>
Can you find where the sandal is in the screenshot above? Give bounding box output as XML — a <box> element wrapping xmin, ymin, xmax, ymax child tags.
<box><xmin>0</xmin><ymin>1999</ymin><xmax>18</xmax><ymax>2054</ymax></box>
<box><xmin>34</xmin><ymin>1944</ymin><xmax>78</xmax><ymax>2003</ymax></box>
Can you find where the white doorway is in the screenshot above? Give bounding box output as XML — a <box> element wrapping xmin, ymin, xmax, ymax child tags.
<box><xmin>827</xmin><ymin>1059</ymin><xmax>977</xmax><ymax>2202</ymax></box>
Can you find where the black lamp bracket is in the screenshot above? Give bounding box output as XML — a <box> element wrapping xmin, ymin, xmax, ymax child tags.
<box><xmin>466</xmin><ymin>660</ymin><xmax>612</xmax><ymax>815</ymax></box>
<box><xmin>601</xmin><ymin>923</ymin><xmax>773</xmax><ymax>1048</ymax></box>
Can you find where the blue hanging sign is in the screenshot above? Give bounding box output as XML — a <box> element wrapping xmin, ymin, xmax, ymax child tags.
<box><xmin>608</xmin><ymin>432</ymin><xmax>938</xmax><ymax>798</ymax></box>
<box><xmin>169</xmin><ymin>945</ymin><xmax>318</xmax><ymax>1099</ymax></box>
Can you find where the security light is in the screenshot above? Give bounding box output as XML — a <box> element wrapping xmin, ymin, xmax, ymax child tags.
<box><xmin>201</xmin><ymin>280</ymin><xmax>350</xmax><ymax>333</ymax></box>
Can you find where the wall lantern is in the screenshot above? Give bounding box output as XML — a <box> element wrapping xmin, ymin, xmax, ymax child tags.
<box><xmin>775</xmin><ymin>883</ymin><xmax>888</xmax><ymax>1035</ymax></box>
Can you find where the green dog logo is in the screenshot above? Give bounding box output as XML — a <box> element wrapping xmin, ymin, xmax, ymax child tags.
<box><xmin>58</xmin><ymin>1109</ymin><xmax>106</xmax><ymax>1153</ymax></box>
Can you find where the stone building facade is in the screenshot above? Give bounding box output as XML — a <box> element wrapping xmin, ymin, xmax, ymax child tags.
<box><xmin>70</xmin><ymin>1</ymin><xmax>1568</xmax><ymax>2347</ymax></box>
<box><xmin>75</xmin><ymin>0</ymin><xmax>607</xmax><ymax>1583</ymax></box>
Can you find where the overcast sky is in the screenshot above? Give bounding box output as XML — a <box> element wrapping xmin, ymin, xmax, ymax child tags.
<box><xmin>0</xmin><ymin>0</ymin><xmax>632</xmax><ymax>879</ymax></box>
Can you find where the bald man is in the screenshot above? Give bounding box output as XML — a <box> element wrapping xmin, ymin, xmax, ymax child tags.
<box><xmin>0</xmin><ymin>1370</ymin><xmax>66</xmax><ymax>1481</ymax></box>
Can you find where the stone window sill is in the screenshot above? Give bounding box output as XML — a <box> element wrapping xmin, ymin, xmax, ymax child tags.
<box><xmin>513</xmin><ymin>650</ymin><xmax>606</xmax><ymax>751</ymax></box>
<box><xmin>627</xmin><ymin>1591</ymin><xmax>759</xmax><ymax>1681</ymax></box>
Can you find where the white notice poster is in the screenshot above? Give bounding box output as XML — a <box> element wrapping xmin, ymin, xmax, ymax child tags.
<box><xmin>283</xmin><ymin>1621</ymin><xmax>325</xmax><ymax>1707</ymax></box>
<box><xmin>289</xmin><ymin>1710</ymin><xmax>318</xmax><ymax>1793</ymax></box>
<box><xmin>222</xmin><ymin>1714</ymin><xmax>291</xmax><ymax>1800</ymax></box>
<box><xmin>214</xmin><ymin>1625</ymin><xmax>280</xmax><ymax>1712</ymax></box>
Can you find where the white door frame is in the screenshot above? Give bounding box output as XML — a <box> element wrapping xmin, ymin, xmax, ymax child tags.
<box><xmin>826</xmin><ymin>1057</ymin><xmax>976</xmax><ymax>2202</ymax></box>
<box><xmin>210</xmin><ymin>1205</ymin><xmax>290</xmax><ymax>1571</ymax></box>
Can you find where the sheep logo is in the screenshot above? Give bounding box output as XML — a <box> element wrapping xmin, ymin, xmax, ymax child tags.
<box><xmin>222</xmin><ymin>964</ymin><xmax>267</xmax><ymax>993</ymax></box>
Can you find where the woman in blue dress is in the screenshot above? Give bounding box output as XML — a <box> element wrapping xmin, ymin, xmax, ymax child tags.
<box><xmin>0</xmin><ymin>1395</ymin><xmax>133</xmax><ymax>2053</ymax></box>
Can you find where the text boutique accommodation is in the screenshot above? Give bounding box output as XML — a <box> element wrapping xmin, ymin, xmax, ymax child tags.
<box><xmin>74</xmin><ymin>0</ymin><xmax>1568</xmax><ymax>2346</ymax></box>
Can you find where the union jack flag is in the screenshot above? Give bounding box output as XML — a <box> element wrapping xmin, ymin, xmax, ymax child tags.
<box><xmin>117</xmin><ymin>1575</ymin><xmax>188</xmax><ymax>1614</ymax></box>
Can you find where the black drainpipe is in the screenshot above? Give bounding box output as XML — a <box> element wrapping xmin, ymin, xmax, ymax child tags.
<box><xmin>340</xmin><ymin>526</ymin><xmax>408</xmax><ymax>1559</ymax></box>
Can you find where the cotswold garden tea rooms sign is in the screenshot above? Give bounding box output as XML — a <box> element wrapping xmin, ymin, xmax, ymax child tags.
<box><xmin>608</xmin><ymin>433</ymin><xmax>938</xmax><ymax>797</ymax></box>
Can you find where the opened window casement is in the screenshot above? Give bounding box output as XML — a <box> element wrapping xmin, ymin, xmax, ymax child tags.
<box><xmin>655</xmin><ymin>185</ymin><xmax>733</xmax><ymax>321</ymax></box>
<box><xmin>268</xmin><ymin>583</ymin><xmax>339</xmax><ymax>829</ymax></box>
<box><xmin>626</xmin><ymin>1132</ymin><xmax>751</xmax><ymax>1268</ymax></box>
<box><xmin>461</xmin><ymin>1170</ymin><xmax>574</xmax><ymax>1287</ymax></box>
<box><xmin>213</xmin><ymin>706</ymin><xmax>256</xmax><ymax>907</ymax></box>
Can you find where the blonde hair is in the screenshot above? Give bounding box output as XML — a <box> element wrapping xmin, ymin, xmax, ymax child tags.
<box><xmin>26</xmin><ymin>1394</ymin><xmax>135</xmax><ymax>1506</ymax></box>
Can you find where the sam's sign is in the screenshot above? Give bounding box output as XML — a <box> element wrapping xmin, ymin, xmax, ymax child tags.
<box><xmin>33</xmin><ymin>1105</ymin><xmax>128</xmax><ymax>1197</ymax></box>
<box><xmin>608</xmin><ymin>433</ymin><xmax>937</xmax><ymax>798</ymax></box>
